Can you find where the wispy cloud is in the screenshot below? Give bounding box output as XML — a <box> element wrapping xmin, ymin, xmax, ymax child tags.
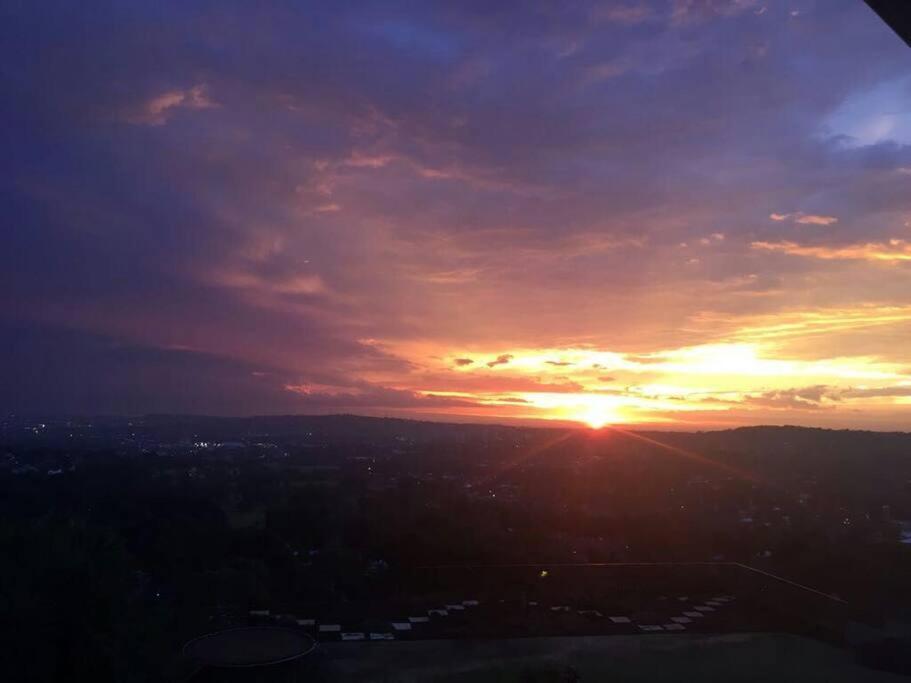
<box><xmin>717</xmin><ymin>306</ymin><xmax>911</xmax><ymax>343</ymax></box>
<box><xmin>769</xmin><ymin>212</ymin><xmax>839</xmax><ymax>226</ymax></box>
<box><xmin>124</xmin><ymin>85</ymin><xmax>217</xmax><ymax>126</ymax></box>
<box><xmin>752</xmin><ymin>239</ymin><xmax>911</xmax><ymax>262</ymax></box>
<box><xmin>593</xmin><ymin>3</ymin><xmax>655</xmax><ymax>25</ymax></box>
<box><xmin>671</xmin><ymin>0</ymin><xmax>759</xmax><ymax>24</ymax></box>
<box><xmin>212</xmin><ymin>270</ymin><xmax>329</xmax><ymax>296</ymax></box>
<box><xmin>580</xmin><ymin>60</ymin><xmax>629</xmax><ymax>85</ymax></box>
<box><xmin>4</xmin><ymin>0</ymin><xmax>911</xmax><ymax>428</ymax></box>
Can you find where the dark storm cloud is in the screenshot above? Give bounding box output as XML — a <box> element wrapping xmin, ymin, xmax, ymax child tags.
<box><xmin>1</xmin><ymin>0</ymin><xmax>909</xmax><ymax>418</ymax></box>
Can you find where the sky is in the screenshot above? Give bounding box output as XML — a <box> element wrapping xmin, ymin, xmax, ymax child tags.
<box><xmin>2</xmin><ymin>0</ymin><xmax>911</xmax><ymax>430</ymax></box>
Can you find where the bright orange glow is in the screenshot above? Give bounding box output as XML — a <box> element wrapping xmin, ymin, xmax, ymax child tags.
<box><xmin>367</xmin><ymin>306</ymin><xmax>911</xmax><ymax>429</ymax></box>
<box><xmin>580</xmin><ymin>407</ymin><xmax>611</xmax><ymax>429</ymax></box>
<box><xmin>751</xmin><ymin>239</ymin><xmax>911</xmax><ymax>262</ymax></box>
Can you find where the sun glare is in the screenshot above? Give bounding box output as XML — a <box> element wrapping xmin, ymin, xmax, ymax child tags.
<box><xmin>415</xmin><ymin>328</ymin><xmax>911</xmax><ymax>429</ymax></box>
<box><xmin>578</xmin><ymin>404</ymin><xmax>615</xmax><ymax>429</ymax></box>
<box><xmin>582</xmin><ymin>413</ymin><xmax>610</xmax><ymax>429</ymax></box>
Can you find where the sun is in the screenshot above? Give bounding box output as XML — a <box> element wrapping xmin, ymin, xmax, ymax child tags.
<box><xmin>511</xmin><ymin>392</ymin><xmax>628</xmax><ymax>429</ymax></box>
<box><xmin>582</xmin><ymin>414</ymin><xmax>609</xmax><ymax>429</ymax></box>
<box><xmin>578</xmin><ymin>405</ymin><xmax>615</xmax><ymax>429</ymax></box>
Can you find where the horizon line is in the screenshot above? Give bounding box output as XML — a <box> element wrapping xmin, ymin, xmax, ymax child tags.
<box><xmin>6</xmin><ymin>411</ymin><xmax>911</xmax><ymax>436</ymax></box>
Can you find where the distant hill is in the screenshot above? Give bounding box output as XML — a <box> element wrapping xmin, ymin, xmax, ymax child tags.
<box><xmin>4</xmin><ymin>414</ymin><xmax>910</xmax><ymax>498</ymax></box>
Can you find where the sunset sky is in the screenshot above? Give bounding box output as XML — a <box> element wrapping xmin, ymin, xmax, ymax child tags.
<box><xmin>3</xmin><ymin>1</ymin><xmax>911</xmax><ymax>429</ymax></box>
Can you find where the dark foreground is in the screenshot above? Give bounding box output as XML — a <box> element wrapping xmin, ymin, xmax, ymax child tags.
<box><xmin>5</xmin><ymin>417</ymin><xmax>911</xmax><ymax>680</ymax></box>
<box><xmin>320</xmin><ymin>633</ymin><xmax>906</xmax><ymax>682</ymax></box>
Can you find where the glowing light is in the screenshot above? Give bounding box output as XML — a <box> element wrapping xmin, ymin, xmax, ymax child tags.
<box><xmin>516</xmin><ymin>393</ymin><xmax>627</xmax><ymax>427</ymax></box>
<box><xmin>381</xmin><ymin>309</ymin><xmax>911</xmax><ymax>428</ymax></box>
<box><xmin>751</xmin><ymin>239</ymin><xmax>911</xmax><ymax>262</ymax></box>
<box><xmin>580</xmin><ymin>406</ymin><xmax>611</xmax><ymax>429</ymax></box>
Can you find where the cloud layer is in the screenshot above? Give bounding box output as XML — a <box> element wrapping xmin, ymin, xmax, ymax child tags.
<box><xmin>2</xmin><ymin>1</ymin><xmax>910</xmax><ymax>428</ymax></box>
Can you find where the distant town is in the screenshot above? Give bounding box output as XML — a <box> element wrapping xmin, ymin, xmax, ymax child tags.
<box><xmin>3</xmin><ymin>414</ymin><xmax>911</xmax><ymax>679</ymax></box>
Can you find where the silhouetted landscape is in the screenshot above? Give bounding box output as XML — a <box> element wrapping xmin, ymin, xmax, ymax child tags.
<box><xmin>4</xmin><ymin>415</ymin><xmax>911</xmax><ymax>680</ymax></box>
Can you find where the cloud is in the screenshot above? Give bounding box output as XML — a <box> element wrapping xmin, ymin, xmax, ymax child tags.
<box><xmin>788</xmin><ymin>385</ymin><xmax>830</xmax><ymax>402</ymax></box>
<box><xmin>284</xmin><ymin>382</ymin><xmax>481</xmax><ymax>409</ymax></box>
<box><xmin>0</xmin><ymin>322</ymin><xmax>305</xmax><ymax>415</ymax></box>
<box><xmin>698</xmin><ymin>233</ymin><xmax>725</xmax><ymax>245</ymax></box>
<box><xmin>545</xmin><ymin>360</ymin><xmax>575</xmax><ymax>366</ymax></box>
<box><xmin>738</xmin><ymin>383</ymin><xmax>911</xmax><ymax>411</ymax></box>
<box><xmin>402</xmin><ymin>368</ymin><xmax>588</xmax><ymax>395</ymax></box>
<box><xmin>698</xmin><ymin>306</ymin><xmax>911</xmax><ymax>345</ymax></box>
<box><xmin>751</xmin><ymin>239</ymin><xmax>911</xmax><ymax>262</ymax></box>
<box><xmin>2</xmin><ymin>0</ymin><xmax>911</xmax><ymax>428</ymax></box>
<box><xmin>453</xmin><ymin>357</ymin><xmax>475</xmax><ymax>366</ymax></box>
<box><xmin>796</xmin><ymin>215</ymin><xmax>839</xmax><ymax>226</ymax></box>
<box><xmin>487</xmin><ymin>354</ymin><xmax>514</xmax><ymax>368</ymax></box>
<box><xmin>594</xmin><ymin>4</ymin><xmax>655</xmax><ymax>25</ymax></box>
<box><xmin>581</xmin><ymin>61</ymin><xmax>629</xmax><ymax>85</ymax></box>
<box><xmin>823</xmin><ymin>76</ymin><xmax>911</xmax><ymax>147</ymax></box>
<box><xmin>671</xmin><ymin>0</ymin><xmax>758</xmax><ymax>24</ymax></box>
<box><xmin>742</xmin><ymin>386</ymin><xmax>831</xmax><ymax>410</ymax></box>
<box><xmin>124</xmin><ymin>85</ymin><xmax>216</xmax><ymax>126</ymax></box>
<box><xmin>838</xmin><ymin>385</ymin><xmax>911</xmax><ymax>399</ymax></box>
<box><xmin>624</xmin><ymin>354</ymin><xmax>668</xmax><ymax>365</ymax></box>
<box><xmin>211</xmin><ymin>269</ymin><xmax>329</xmax><ymax>299</ymax></box>
<box><xmin>769</xmin><ymin>212</ymin><xmax>839</xmax><ymax>226</ymax></box>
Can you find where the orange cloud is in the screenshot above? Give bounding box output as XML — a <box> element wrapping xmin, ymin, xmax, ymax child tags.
<box><xmin>373</xmin><ymin>322</ymin><xmax>911</xmax><ymax>428</ymax></box>
<box><xmin>751</xmin><ymin>239</ymin><xmax>911</xmax><ymax>262</ymax></box>
<box><xmin>714</xmin><ymin>305</ymin><xmax>911</xmax><ymax>343</ymax></box>
<box><xmin>769</xmin><ymin>212</ymin><xmax>838</xmax><ymax>226</ymax></box>
<box><xmin>796</xmin><ymin>214</ymin><xmax>839</xmax><ymax>226</ymax></box>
